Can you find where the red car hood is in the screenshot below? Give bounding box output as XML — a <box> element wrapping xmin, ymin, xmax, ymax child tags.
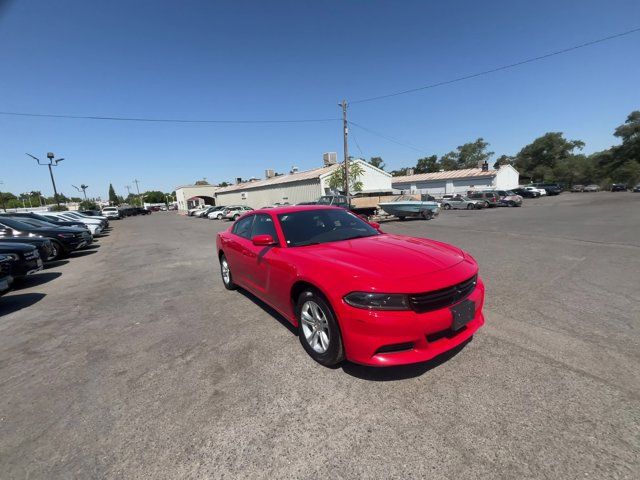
<box><xmin>297</xmin><ymin>234</ymin><xmax>469</xmax><ymax>287</ymax></box>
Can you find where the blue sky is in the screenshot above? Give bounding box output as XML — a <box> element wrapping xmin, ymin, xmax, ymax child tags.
<box><xmin>1</xmin><ymin>0</ymin><xmax>638</xmax><ymax>199</ymax></box>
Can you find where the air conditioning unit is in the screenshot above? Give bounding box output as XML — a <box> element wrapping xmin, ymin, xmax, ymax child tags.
<box><xmin>265</xmin><ymin>169</ymin><xmax>275</xmax><ymax>179</ymax></box>
<box><xmin>323</xmin><ymin>152</ymin><xmax>337</xmax><ymax>166</ymax></box>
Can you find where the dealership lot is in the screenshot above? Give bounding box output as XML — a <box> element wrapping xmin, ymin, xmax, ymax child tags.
<box><xmin>1</xmin><ymin>194</ymin><xmax>638</xmax><ymax>479</ymax></box>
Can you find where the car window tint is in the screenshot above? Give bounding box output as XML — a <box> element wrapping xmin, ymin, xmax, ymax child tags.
<box><xmin>251</xmin><ymin>214</ymin><xmax>277</xmax><ymax>239</ymax></box>
<box><xmin>232</xmin><ymin>215</ymin><xmax>254</xmax><ymax>239</ymax></box>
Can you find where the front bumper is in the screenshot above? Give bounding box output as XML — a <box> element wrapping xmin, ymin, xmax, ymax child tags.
<box><xmin>337</xmin><ymin>279</ymin><xmax>485</xmax><ymax>366</ymax></box>
<box><xmin>14</xmin><ymin>257</ymin><xmax>43</xmax><ymax>278</ymax></box>
<box><xmin>0</xmin><ymin>275</ymin><xmax>13</xmax><ymax>294</ymax></box>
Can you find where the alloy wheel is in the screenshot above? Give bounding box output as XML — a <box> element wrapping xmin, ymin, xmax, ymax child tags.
<box><xmin>300</xmin><ymin>300</ymin><xmax>330</xmax><ymax>353</ymax></box>
<box><xmin>221</xmin><ymin>258</ymin><xmax>231</xmax><ymax>285</ymax></box>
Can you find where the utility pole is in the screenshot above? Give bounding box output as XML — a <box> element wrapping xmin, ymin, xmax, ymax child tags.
<box><xmin>340</xmin><ymin>99</ymin><xmax>350</xmax><ymax>199</ymax></box>
<box><xmin>0</xmin><ymin>181</ymin><xmax>7</xmax><ymax>212</ymax></box>
<box><xmin>125</xmin><ymin>185</ymin><xmax>132</xmax><ymax>202</ymax></box>
<box><xmin>133</xmin><ymin>179</ymin><xmax>143</xmax><ymax>207</ymax></box>
<box><xmin>26</xmin><ymin>152</ymin><xmax>64</xmax><ymax>207</ymax></box>
<box><xmin>72</xmin><ymin>184</ymin><xmax>89</xmax><ymax>200</ymax></box>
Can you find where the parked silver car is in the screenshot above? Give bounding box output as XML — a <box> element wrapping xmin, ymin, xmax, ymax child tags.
<box><xmin>583</xmin><ymin>184</ymin><xmax>601</xmax><ymax>192</ymax></box>
<box><xmin>441</xmin><ymin>196</ymin><xmax>485</xmax><ymax>210</ymax></box>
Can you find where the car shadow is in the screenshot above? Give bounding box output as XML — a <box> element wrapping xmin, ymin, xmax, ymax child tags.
<box><xmin>44</xmin><ymin>259</ymin><xmax>69</xmax><ymax>269</ymax></box>
<box><xmin>14</xmin><ymin>272</ymin><xmax>62</xmax><ymax>289</ymax></box>
<box><xmin>83</xmin><ymin>244</ymin><xmax>101</xmax><ymax>250</ymax></box>
<box><xmin>341</xmin><ymin>338</ymin><xmax>472</xmax><ymax>381</ymax></box>
<box><xmin>70</xmin><ymin>250</ymin><xmax>97</xmax><ymax>258</ymax></box>
<box><xmin>0</xmin><ymin>292</ymin><xmax>46</xmax><ymax>316</ymax></box>
<box><xmin>237</xmin><ymin>289</ymin><xmax>297</xmax><ymax>336</ymax></box>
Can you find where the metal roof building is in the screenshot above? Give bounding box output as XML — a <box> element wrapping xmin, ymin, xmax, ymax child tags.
<box><xmin>174</xmin><ymin>184</ymin><xmax>220</xmax><ymax>212</ymax></box>
<box><xmin>391</xmin><ymin>165</ymin><xmax>519</xmax><ymax>196</ymax></box>
<box><xmin>214</xmin><ymin>159</ymin><xmax>392</xmax><ymax>209</ymax></box>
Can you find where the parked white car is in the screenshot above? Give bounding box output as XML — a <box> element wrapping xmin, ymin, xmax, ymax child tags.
<box><xmin>522</xmin><ymin>186</ymin><xmax>547</xmax><ymax>196</ymax></box>
<box><xmin>101</xmin><ymin>207</ymin><xmax>121</xmax><ymax>219</ymax></box>
<box><xmin>46</xmin><ymin>212</ymin><xmax>105</xmax><ymax>235</ymax></box>
<box><xmin>187</xmin><ymin>205</ymin><xmax>208</xmax><ymax>216</ymax></box>
<box><xmin>207</xmin><ymin>206</ymin><xmax>228</xmax><ymax>220</ymax></box>
<box><xmin>223</xmin><ymin>205</ymin><xmax>253</xmax><ymax>220</ymax></box>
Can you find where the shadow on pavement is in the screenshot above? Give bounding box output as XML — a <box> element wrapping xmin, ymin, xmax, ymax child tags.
<box><xmin>0</xmin><ymin>293</ymin><xmax>46</xmax><ymax>316</ymax></box>
<box><xmin>44</xmin><ymin>260</ymin><xmax>69</xmax><ymax>269</ymax></box>
<box><xmin>70</xmin><ymin>250</ymin><xmax>98</xmax><ymax>258</ymax></box>
<box><xmin>14</xmin><ymin>272</ymin><xmax>62</xmax><ymax>289</ymax></box>
<box><xmin>341</xmin><ymin>338</ymin><xmax>472</xmax><ymax>381</ymax></box>
<box><xmin>237</xmin><ymin>289</ymin><xmax>297</xmax><ymax>335</ymax></box>
<box><xmin>83</xmin><ymin>244</ymin><xmax>101</xmax><ymax>250</ymax></box>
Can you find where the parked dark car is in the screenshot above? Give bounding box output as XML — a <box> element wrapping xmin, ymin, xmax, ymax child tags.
<box><xmin>0</xmin><ymin>242</ymin><xmax>43</xmax><ymax>278</ymax></box>
<box><xmin>610</xmin><ymin>184</ymin><xmax>628</xmax><ymax>192</ymax></box>
<box><xmin>78</xmin><ymin>210</ymin><xmax>103</xmax><ymax>216</ymax></box>
<box><xmin>135</xmin><ymin>207</ymin><xmax>151</xmax><ymax>215</ymax></box>
<box><xmin>0</xmin><ymin>227</ymin><xmax>55</xmax><ymax>261</ymax></box>
<box><xmin>0</xmin><ymin>254</ymin><xmax>14</xmax><ymax>295</ymax></box>
<box><xmin>633</xmin><ymin>184</ymin><xmax>640</xmax><ymax>193</ymax></box>
<box><xmin>469</xmin><ymin>191</ymin><xmax>501</xmax><ymax>207</ymax></box>
<box><xmin>1</xmin><ymin>212</ymin><xmax>89</xmax><ymax>231</ymax></box>
<box><xmin>512</xmin><ymin>187</ymin><xmax>540</xmax><ymax>198</ymax></box>
<box><xmin>0</xmin><ymin>217</ymin><xmax>89</xmax><ymax>259</ymax></box>
<box><xmin>532</xmin><ymin>183</ymin><xmax>563</xmax><ymax>195</ymax></box>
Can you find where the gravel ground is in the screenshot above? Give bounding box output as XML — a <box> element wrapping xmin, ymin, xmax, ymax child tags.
<box><xmin>1</xmin><ymin>192</ymin><xmax>638</xmax><ymax>479</ymax></box>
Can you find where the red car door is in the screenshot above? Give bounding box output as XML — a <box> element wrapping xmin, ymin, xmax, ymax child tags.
<box><xmin>224</xmin><ymin>215</ymin><xmax>255</xmax><ymax>284</ymax></box>
<box><xmin>241</xmin><ymin>213</ymin><xmax>280</xmax><ymax>295</ymax></box>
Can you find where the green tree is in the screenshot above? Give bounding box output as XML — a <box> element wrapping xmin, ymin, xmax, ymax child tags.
<box><xmin>195</xmin><ymin>179</ymin><xmax>210</xmax><ymax>185</ymax></box>
<box><xmin>218</xmin><ymin>181</ymin><xmax>230</xmax><ymax>187</ymax></box>
<box><xmin>368</xmin><ymin>157</ymin><xmax>385</xmax><ymax>170</ymax></box>
<box><xmin>439</xmin><ymin>152</ymin><xmax>459</xmax><ymax>171</ymax></box>
<box><xmin>515</xmin><ymin>132</ymin><xmax>585</xmax><ymax>182</ymax></box>
<box><xmin>142</xmin><ymin>190</ymin><xmax>167</xmax><ymax>203</ymax></box>
<box><xmin>79</xmin><ymin>200</ymin><xmax>99</xmax><ymax>211</ymax></box>
<box><xmin>415</xmin><ymin>155</ymin><xmax>439</xmax><ymax>174</ymax></box>
<box><xmin>390</xmin><ymin>167</ymin><xmax>411</xmax><ymax>177</ymax></box>
<box><xmin>493</xmin><ymin>154</ymin><xmax>514</xmax><ymax>170</ymax></box>
<box><xmin>328</xmin><ymin>162</ymin><xmax>365</xmax><ymax>193</ymax></box>
<box><xmin>455</xmin><ymin>138</ymin><xmax>494</xmax><ymax>168</ymax></box>
<box><xmin>108</xmin><ymin>183</ymin><xmax>119</xmax><ymax>205</ymax></box>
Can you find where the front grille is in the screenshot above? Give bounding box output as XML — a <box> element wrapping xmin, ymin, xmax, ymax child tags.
<box><xmin>24</xmin><ymin>250</ymin><xmax>40</xmax><ymax>260</ymax></box>
<box><xmin>408</xmin><ymin>275</ymin><xmax>477</xmax><ymax>313</ymax></box>
<box><xmin>0</xmin><ymin>259</ymin><xmax>11</xmax><ymax>275</ymax></box>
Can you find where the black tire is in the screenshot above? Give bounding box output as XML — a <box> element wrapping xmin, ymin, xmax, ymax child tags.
<box><xmin>443</xmin><ymin>204</ymin><xmax>451</xmax><ymax>210</ymax></box>
<box><xmin>233</xmin><ymin>214</ymin><xmax>240</xmax><ymax>221</ymax></box>
<box><xmin>466</xmin><ymin>203</ymin><xmax>474</xmax><ymax>210</ymax></box>
<box><xmin>421</xmin><ymin>210</ymin><xmax>433</xmax><ymax>220</ymax></box>
<box><xmin>50</xmin><ymin>240</ymin><xmax>66</xmax><ymax>260</ymax></box>
<box><xmin>219</xmin><ymin>254</ymin><xmax>237</xmax><ymax>290</ymax></box>
<box><xmin>398</xmin><ymin>216</ymin><xmax>406</xmax><ymax>221</ymax></box>
<box><xmin>475</xmin><ymin>203</ymin><xmax>483</xmax><ymax>210</ymax></box>
<box><xmin>296</xmin><ymin>290</ymin><xmax>344</xmax><ymax>367</ymax></box>
<box><xmin>216</xmin><ymin>213</ymin><xmax>223</xmax><ymax>220</ymax></box>
<box><xmin>508</xmin><ymin>201</ymin><xmax>516</xmax><ymax>207</ymax></box>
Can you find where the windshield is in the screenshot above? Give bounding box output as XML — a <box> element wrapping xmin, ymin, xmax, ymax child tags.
<box><xmin>277</xmin><ymin>208</ymin><xmax>379</xmax><ymax>247</ymax></box>
<box><xmin>0</xmin><ymin>217</ymin><xmax>35</xmax><ymax>230</ymax></box>
<box><xmin>11</xmin><ymin>218</ymin><xmax>56</xmax><ymax>228</ymax></box>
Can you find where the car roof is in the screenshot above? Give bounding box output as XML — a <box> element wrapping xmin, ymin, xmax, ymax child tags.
<box><xmin>252</xmin><ymin>205</ymin><xmax>343</xmax><ymax>215</ymax></box>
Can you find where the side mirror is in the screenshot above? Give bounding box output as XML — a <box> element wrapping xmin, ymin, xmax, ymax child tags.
<box><xmin>252</xmin><ymin>234</ymin><xmax>276</xmax><ymax>246</ymax></box>
<box><xmin>369</xmin><ymin>222</ymin><xmax>381</xmax><ymax>230</ymax></box>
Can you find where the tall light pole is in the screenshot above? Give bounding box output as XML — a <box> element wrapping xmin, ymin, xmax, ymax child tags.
<box><xmin>26</xmin><ymin>152</ymin><xmax>64</xmax><ymax>207</ymax></box>
<box><xmin>133</xmin><ymin>179</ymin><xmax>143</xmax><ymax>207</ymax></box>
<box><xmin>72</xmin><ymin>184</ymin><xmax>89</xmax><ymax>200</ymax></box>
<box><xmin>0</xmin><ymin>180</ymin><xmax>7</xmax><ymax>212</ymax></box>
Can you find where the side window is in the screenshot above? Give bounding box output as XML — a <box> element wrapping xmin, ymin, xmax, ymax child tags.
<box><xmin>232</xmin><ymin>215</ymin><xmax>254</xmax><ymax>239</ymax></box>
<box><xmin>251</xmin><ymin>214</ymin><xmax>278</xmax><ymax>241</ymax></box>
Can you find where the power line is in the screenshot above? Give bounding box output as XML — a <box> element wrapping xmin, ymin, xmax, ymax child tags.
<box><xmin>350</xmin><ymin>26</ymin><xmax>640</xmax><ymax>104</ymax></box>
<box><xmin>348</xmin><ymin>120</ymin><xmax>430</xmax><ymax>155</ymax></box>
<box><xmin>350</xmin><ymin>127</ymin><xmax>366</xmax><ymax>158</ymax></box>
<box><xmin>0</xmin><ymin>111</ymin><xmax>340</xmax><ymax>124</ymax></box>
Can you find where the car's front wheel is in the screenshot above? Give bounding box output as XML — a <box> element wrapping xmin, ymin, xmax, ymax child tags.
<box><xmin>296</xmin><ymin>290</ymin><xmax>344</xmax><ymax>367</ymax></box>
<box><xmin>443</xmin><ymin>203</ymin><xmax>451</xmax><ymax>210</ymax></box>
<box><xmin>219</xmin><ymin>254</ymin><xmax>237</xmax><ymax>290</ymax></box>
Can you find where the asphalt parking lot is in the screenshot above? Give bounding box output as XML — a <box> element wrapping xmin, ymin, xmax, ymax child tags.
<box><xmin>1</xmin><ymin>193</ymin><xmax>638</xmax><ymax>479</ymax></box>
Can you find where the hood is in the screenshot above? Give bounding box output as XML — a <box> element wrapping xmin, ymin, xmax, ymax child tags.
<box><xmin>299</xmin><ymin>234</ymin><xmax>466</xmax><ymax>280</ymax></box>
<box><xmin>0</xmin><ymin>242</ymin><xmax>37</xmax><ymax>253</ymax></box>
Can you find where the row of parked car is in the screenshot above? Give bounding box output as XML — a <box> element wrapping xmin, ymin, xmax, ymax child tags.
<box><xmin>187</xmin><ymin>205</ymin><xmax>253</xmax><ymax>221</ymax></box>
<box><xmin>0</xmin><ymin>210</ymin><xmax>114</xmax><ymax>297</ymax></box>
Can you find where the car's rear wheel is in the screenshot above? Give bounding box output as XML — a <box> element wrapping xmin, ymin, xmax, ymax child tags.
<box><xmin>467</xmin><ymin>203</ymin><xmax>474</xmax><ymax>210</ymax></box>
<box><xmin>219</xmin><ymin>254</ymin><xmax>237</xmax><ymax>290</ymax></box>
<box><xmin>296</xmin><ymin>290</ymin><xmax>344</xmax><ymax>367</ymax></box>
<box><xmin>421</xmin><ymin>210</ymin><xmax>433</xmax><ymax>220</ymax></box>
<box><xmin>508</xmin><ymin>200</ymin><xmax>516</xmax><ymax>207</ymax></box>
<box><xmin>443</xmin><ymin>204</ymin><xmax>451</xmax><ymax>210</ymax></box>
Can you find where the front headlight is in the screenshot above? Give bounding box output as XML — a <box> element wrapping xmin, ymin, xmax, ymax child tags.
<box><xmin>344</xmin><ymin>292</ymin><xmax>410</xmax><ymax>310</ymax></box>
<box><xmin>4</xmin><ymin>253</ymin><xmax>20</xmax><ymax>261</ymax></box>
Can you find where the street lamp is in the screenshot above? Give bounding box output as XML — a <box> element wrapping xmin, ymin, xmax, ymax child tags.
<box><xmin>26</xmin><ymin>152</ymin><xmax>65</xmax><ymax>207</ymax></box>
<box><xmin>72</xmin><ymin>184</ymin><xmax>89</xmax><ymax>200</ymax></box>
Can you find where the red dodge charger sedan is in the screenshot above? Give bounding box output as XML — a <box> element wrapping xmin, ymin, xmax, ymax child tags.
<box><xmin>216</xmin><ymin>205</ymin><xmax>484</xmax><ymax>367</ymax></box>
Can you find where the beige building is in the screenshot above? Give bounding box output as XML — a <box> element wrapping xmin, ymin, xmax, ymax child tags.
<box><xmin>174</xmin><ymin>184</ymin><xmax>219</xmax><ymax>213</ymax></box>
<box><xmin>214</xmin><ymin>159</ymin><xmax>391</xmax><ymax>209</ymax></box>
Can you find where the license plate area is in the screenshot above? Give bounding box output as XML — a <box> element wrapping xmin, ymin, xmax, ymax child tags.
<box><xmin>450</xmin><ymin>299</ymin><xmax>476</xmax><ymax>331</ymax></box>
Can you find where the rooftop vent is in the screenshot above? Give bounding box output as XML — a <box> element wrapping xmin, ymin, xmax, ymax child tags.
<box><xmin>481</xmin><ymin>161</ymin><xmax>489</xmax><ymax>172</ymax></box>
<box><xmin>291</xmin><ymin>166</ymin><xmax>299</xmax><ymax>174</ymax></box>
<box><xmin>236</xmin><ymin>177</ymin><xmax>242</xmax><ymax>184</ymax></box>
<box><xmin>407</xmin><ymin>168</ymin><xmax>415</xmax><ymax>176</ymax></box>
<box><xmin>265</xmin><ymin>169</ymin><xmax>275</xmax><ymax>179</ymax></box>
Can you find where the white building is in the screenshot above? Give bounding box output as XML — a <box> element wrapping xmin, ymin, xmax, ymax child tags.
<box><xmin>174</xmin><ymin>184</ymin><xmax>220</xmax><ymax>213</ymax></box>
<box><xmin>214</xmin><ymin>159</ymin><xmax>392</xmax><ymax>209</ymax></box>
<box><xmin>391</xmin><ymin>165</ymin><xmax>519</xmax><ymax>196</ymax></box>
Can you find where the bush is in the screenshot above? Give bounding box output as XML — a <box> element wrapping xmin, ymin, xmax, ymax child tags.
<box><xmin>50</xmin><ymin>205</ymin><xmax>69</xmax><ymax>211</ymax></box>
<box><xmin>79</xmin><ymin>200</ymin><xmax>99</xmax><ymax>211</ymax></box>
